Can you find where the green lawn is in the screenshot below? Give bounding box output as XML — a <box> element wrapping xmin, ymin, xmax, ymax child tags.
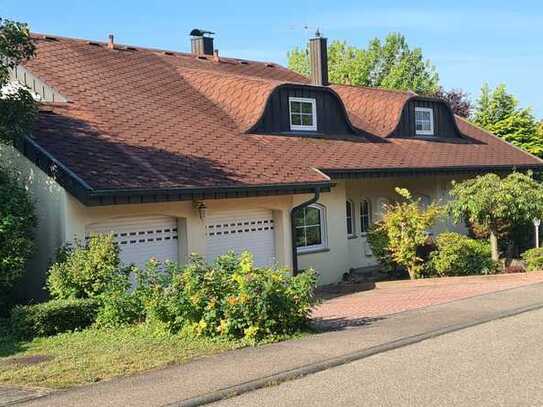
<box><xmin>0</xmin><ymin>324</ymin><xmax>245</xmax><ymax>389</ymax></box>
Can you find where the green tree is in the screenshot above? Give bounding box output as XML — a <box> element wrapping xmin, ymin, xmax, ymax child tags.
<box><xmin>288</xmin><ymin>33</ymin><xmax>439</xmax><ymax>95</ymax></box>
<box><xmin>0</xmin><ymin>18</ymin><xmax>37</xmax><ymax>145</ymax></box>
<box><xmin>0</xmin><ymin>19</ymin><xmax>37</xmax><ymax>308</ymax></box>
<box><xmin>378</xmin><ymin>188</ymin><xmax>442</xmax><ymax>279</ymax></box>
<box><xmin>0</xmin><ymin>168</ymin><xmax>37</xmax><ymax>307</ymax></box>
<box><xmin>473</xmin><ymin>84</ymin><xmax>543</xmax><ymax>157</ymax></box>
<box><xmin>448</xmin><ymin>172</ymin><xmax>543</xmax><ymax>263</ymax></box>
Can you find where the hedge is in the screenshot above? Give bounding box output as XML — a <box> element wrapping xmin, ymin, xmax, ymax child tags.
<box><xmin>10</xmin><ymin>298</ymin><xmax>100</xmax><ymax>339</ymax></box>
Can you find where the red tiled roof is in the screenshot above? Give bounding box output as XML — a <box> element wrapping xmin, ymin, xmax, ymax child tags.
<box><xmin>22</xmin><ymin>34</ymin><xmax>543</xmax><ymax>198</ymax></box>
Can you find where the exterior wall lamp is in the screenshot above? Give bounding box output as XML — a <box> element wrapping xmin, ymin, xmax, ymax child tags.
<box><xmin>194</xmin><ymin>201</ymin><xmax>208</xmax><ymax>220</ymax></box>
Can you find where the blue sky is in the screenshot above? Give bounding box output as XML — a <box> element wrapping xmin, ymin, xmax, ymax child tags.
<box><xmin>2</xmin><ymin>0</ymin><xmax>542</xmax><ymax>117</ymax></box>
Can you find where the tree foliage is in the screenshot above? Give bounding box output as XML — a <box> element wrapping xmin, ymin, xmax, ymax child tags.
<box><xmin>0</xmin><ymin>19</ymin><xmax>37</xmax><ymax>308</ymax></box>
<box><xmin>378</xmin><ymin>188</ymin><xmax>442</xmax><ymax>279</ymax></box>
<box><xmin>473</xmin><ymin>84</ymin><xmax>542</xmax><ymax>157</ymax></box>
<box><xmin>0</xmin><ymin>18</ymin><xmax>37</xmax><ymax>146</ymax></box>
<box><xmin>434</xmin><ymin>87</ymin><xmax>472</xmax><ymax>118</ymax></box>
<box><xmin>0</xmin><ymin>168</ymin><xmax>37</xmax><ymax>297</ymax></box>
<box><xmin>448</xmin><ymin>172</ymin><xmax>543</xmax><ymax>262</ymax></box>
<box><xmin>288</xmin><ymin>33</ymin><xmax>439</xmax><ymax>95</ymax></box>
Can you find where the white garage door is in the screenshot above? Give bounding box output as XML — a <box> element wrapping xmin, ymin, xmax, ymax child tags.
<box><xmin>206</xmin><ymin>209</ymin><xmax>275</xmax><ymax>267</ymax></box>
<box><xmin>85</xmin><ymin>216</ymin><xmax>179</xmax><ymax>269</ymax></box>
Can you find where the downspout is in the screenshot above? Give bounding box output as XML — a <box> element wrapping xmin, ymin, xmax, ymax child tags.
<box><xmin>290</xmin><ymin>188</ymin><xmax>321</xmax><ymax>276</ymax></box>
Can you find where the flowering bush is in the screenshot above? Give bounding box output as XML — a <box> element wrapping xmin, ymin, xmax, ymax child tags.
<box><xmin>178</xmin><ymin>252</ymin><xmax>317</xmax><ymax>341</ymax></box>
<box><xmin>96</xmin><ymin>252</ymin><xmax>318</xmax><ymax>342</ymax></box>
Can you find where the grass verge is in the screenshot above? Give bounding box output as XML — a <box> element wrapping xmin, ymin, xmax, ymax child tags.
<box><xmin>0</xmin><ymin>324</ymin><xmax>245</xmax><ymax>389</ymax></box>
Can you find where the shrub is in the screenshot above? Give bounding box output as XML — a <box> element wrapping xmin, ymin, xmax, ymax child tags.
<box><xmin>180</xmin><ymin>252</ymin><xmax>317</xmax><ymax>341</ymax></box>
<box><xmin>379</xmin><ymin>188</ymin><xmax>442</xmax><ymax>279</ymax></box>
<box><xmin>94</xmin><ymin>260</ymin><xmax>182</xmax><ymax>329</ymax></box>
<box><xmin>521</xmin><ymin>247</ymin><xmax>543</xmax><ymax>272</ymax></box>
<box><xmin>10</xmin><ymin>298</ymin><xmax>100</xmax><ymax>339</ymax></box>
<box><xmin>367</xmin><ymin>222</ymin><xmax>396</xmax><ymax>273</ymax></box>
<box><xmin>46</xmin><ymin>235</ymin><xmax>130</xmax><ymax>299</ymax></box>
<box><xmin>94</xmin><ymin>288</ymin><xmax>144</xmax><ymax>328</ymax></box>
<box><xmin>0</xmin><ymin>167</ymin><xmax>37</xmax><ymax>306</ymax></box>
<box><xmin>426</xmin><ymin>232</ymin><xmax>495</xmax><ymax>277</ymax></box>
<box><xmin>93</xmin><ymin>252</ymin><xmax>317</xmax><ymax>342</ymax></box>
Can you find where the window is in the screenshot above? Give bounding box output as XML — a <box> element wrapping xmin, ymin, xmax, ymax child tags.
<box><xmin>346</xmin><ymin>200</ymin><xmax>355</xmax><ymax>237</ymax></box>
<box><xmin>360</xmin><ymin>199</ymin><xmax>372</xmax><ymax>234</ymax></box>
<box><xmin>415</xmin><ymin>107</ymin><xmax>434</xmax><ymax>135</ymax></box>
<box><xmin>295</xmin><ymin>204</ymin><xmax>326</xmax><ymax>252</ymax></box>
<box><xmin>289</xmin><ymin>97</ymin><xmax>317</xmax><ymax>131</ymax></box>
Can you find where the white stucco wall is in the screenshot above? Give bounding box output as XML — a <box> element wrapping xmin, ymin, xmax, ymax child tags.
<box><xmin>63</xmin><ymin>193</ymin><xmax>295</xmax><ymax>270</ymax></box>
<box><xmin>0</xmin><ymin>145</ymin><xmax>68</xmax><ymax>300</ymax></box>
<box><xmin>344</xmin><ymin>175</ymin><xmax>469</xmax><ymax>272</ymax></box>
<box><xmin>294</xmin><ymin>182</ymin><xmax>351</xmax><ymax>285</ymax></box>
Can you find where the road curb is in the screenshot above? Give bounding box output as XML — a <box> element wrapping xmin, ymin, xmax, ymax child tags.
<box><xmin>169</xmin><ymin>301</ymin><xmax>543</xmax><ymax>407</ymax></box>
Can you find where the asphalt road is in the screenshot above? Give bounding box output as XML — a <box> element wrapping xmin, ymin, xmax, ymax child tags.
<box><xmin>212</xmin><ymin>308</ymin><xmax>543</xmax><ymax>407</ymax></box>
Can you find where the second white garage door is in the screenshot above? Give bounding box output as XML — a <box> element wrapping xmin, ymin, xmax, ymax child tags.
<box><xmin>85</xmin><ymin>216</ymin><xmax>179</xmax><ymax>270</ymax></box>
<box><xmin>206</xmin><ymin>209</ymin><xmax>276</xmax><ymax>267</ymax></box>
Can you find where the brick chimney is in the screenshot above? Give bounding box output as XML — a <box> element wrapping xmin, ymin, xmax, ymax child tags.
<box><xmin>190</xmin><ymin>28</ymin><xmax>214</xmax><ymax>56</ymax></box>
<box><xmin>308</xmin><ymin>30</ymin><xmax>329</xmax><ymax>86</ymax></box>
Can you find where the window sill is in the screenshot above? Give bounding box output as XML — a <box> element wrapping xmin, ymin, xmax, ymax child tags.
<box><xmin>348</xmin><ymin>234</ymin><xmax>358</xmax><ymax>240</ymax></box>
<box><xmin>297</xmin><ymin>247</ymin><xmax>330</xmax><ymax>256</ymax></box>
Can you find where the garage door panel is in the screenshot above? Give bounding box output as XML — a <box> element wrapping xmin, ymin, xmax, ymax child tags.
<box><xmin>206</xmin><ymin>210</ymin><xmax>276</xmax><ymax>267</ymax></box>
<box><xmin>86</xmin><ymin>216</ymin><xmax>179</xmax><ymax>270</ymax></box>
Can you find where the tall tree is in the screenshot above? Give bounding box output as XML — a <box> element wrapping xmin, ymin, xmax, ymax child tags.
<box><xmin>0</xmin><ymin>18</ymin><xmax>37</xmax><ymax>145</ymax></box>
<box><xmin>434</xmin><ymin>87</ymin><xmax>472</xmax><ymax>118</ymax></box>
<box><xmin>288</xmin><ymin>33</ymin><xmax>439</xmax><ymax>95</ymax></box>
<box><xmin>0</xmin><ymin>19</ymin><xmax>37</xmax><ymax>309</ymax></box>
<box><xmin>449</xmin><ymin>172</ymin><xmax>543</xmax><ymax>262</ymax></box>
<box><xmin>473</xmin><ymin>84</ymin><xmax>542</xmax><ymax>157</ymax></box>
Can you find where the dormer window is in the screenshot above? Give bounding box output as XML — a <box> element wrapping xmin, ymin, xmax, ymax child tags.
<box><xmin>415</xmin><ymin>107</ymin><xmax>434</xmax><ymax>136</ymax></box>
<box><xmin>289</xmin><ymin>97</ymin><xmax>317</xmax><ymax>131</ymax></box>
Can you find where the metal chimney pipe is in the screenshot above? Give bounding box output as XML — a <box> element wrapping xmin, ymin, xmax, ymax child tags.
<box><xmin>107</xmin><ymin>34</ymin><xmax>114</xmax><ymax>49</ymax></box>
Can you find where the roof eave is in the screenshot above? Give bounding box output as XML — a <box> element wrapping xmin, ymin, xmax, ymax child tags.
<box><xmin>321</xmin><ymin>164</ymin><xmax>543</xmax><ymax>179</ymax></box>
<box><xmin>19</xmin><ymin>136</ymin><xmax>332</xmax><ymax>207</ymax></box>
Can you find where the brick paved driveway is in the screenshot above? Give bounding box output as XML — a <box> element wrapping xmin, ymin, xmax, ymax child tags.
<box><xmin>312</xmin><ymin>272</ymin><xmax>543</xmax><ymax>330</ymax></box>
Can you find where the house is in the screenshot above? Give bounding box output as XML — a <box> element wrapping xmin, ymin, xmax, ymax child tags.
<box><xmin>3</xmin><ymin>30</ymin><xmax>543</xmax><ymax>299</ymax></box>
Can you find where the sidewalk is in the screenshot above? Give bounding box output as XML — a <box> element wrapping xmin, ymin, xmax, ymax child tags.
<box><xmin>20</xmin><ymin>281</ymin><xmax>543</xmax><ymax>407</ymax></box>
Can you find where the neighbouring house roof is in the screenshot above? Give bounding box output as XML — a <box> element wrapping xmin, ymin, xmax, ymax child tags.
<box><xmin>18</xmin><ymin>34</ymin><xmax>543</xmax><ymax>205</ymax></box>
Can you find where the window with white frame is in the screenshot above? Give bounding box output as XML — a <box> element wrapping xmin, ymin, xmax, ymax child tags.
<box><xmin>346</xmin><ymin>200</ymin><xmax>354</xmax><ymax>237</ymax></box>
<box><xmin>415</xmin><ymin>107</ymin><xmax>434</xmax><ymax>135</ymax></box>
<box><xmin>289</xmin><ymin>97</ymin><xmax>317</xmax><ymax>131</ymax></box>
<box><xmin>295</xmin><ymin>204</ymin><xmax>326</xmax><ymax>252</ymax></box>
<box><xmin>360</xmin><ymin>199</ymin><xmax>372</xmax><ymax>234</ymax></box>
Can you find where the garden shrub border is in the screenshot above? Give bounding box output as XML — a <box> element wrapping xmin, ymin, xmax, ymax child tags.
<box><xmin>10</xmin><ymin>298</ymin><xmax>100</xmax><ymax>339</ymax></box>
